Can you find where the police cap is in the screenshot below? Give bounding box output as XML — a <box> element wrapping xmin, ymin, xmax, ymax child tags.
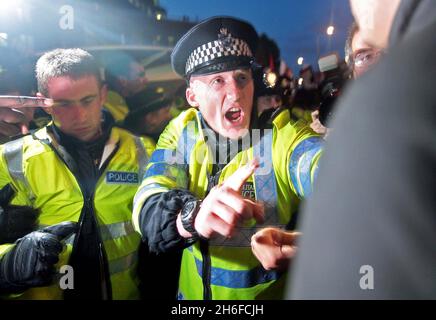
<box><xmin>171</xmin><ymin>16</ymin><xmax>259</xmax><ymax>79</ymax></box>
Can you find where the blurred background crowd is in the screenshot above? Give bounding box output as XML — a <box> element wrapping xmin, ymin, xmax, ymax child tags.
<box><xmin>0</xmin><ymin>0</ymin><xmax>362</xmax><ymax>144</ymax></box>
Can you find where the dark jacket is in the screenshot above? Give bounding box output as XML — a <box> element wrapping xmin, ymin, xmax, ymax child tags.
<box><xmin>288</xmin><ymin>0</ymin><xmax>436</xmax><ymax>299</ymax></box>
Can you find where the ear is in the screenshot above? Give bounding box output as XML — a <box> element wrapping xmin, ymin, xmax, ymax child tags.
<box><xmin>185</xmin><ymin>86</ymin><xmax>199</xmax><ymax>108</ymax></box>
<box><xmin>144</xmin><ymin>112</ymin><xmax>155</xmax><ymax>126</ymax></box>
<box><xmin>37</xmin><ymin>92</ymin><xmax>53</xmax><ymax>115</ymax></box>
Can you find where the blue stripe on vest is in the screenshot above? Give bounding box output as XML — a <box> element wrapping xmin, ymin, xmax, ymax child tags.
<box><xmin>289</xmin><ymin>137</ymin><xmax>323</xmax><ymax>197</ymax></box>
<box><xmin>143</xmin><ymin>162</ymin><xmax>188</xmax><ymax>188</ymax></box>
<box><xmin>192</xmin><ymin>252</ymin><xmax>281</xmax><ymax>289</ymax></box>
<box><xmin>253</xmin><ymin>129</ymin><xmax>279</xmax><ymax>224</ymax></box>
<box><xmin>150</xmin><ymin>148</ymin><xmax>174</xmax><ymax>163</ymax></box>
<box><xmin>144</xmin><ymin>162</ymin><xmax>168</xmax><ymax>178</ymax></box>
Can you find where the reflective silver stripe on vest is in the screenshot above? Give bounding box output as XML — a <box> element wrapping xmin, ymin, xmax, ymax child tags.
<box><xmin>209</xmin><ymin>130</ymin><xmax>280</xmax><ymax>247</ymax></box>
<box><xmin>208</xmin><ymin>224</ymin><xmax>286</xmax><ymax>247</ymax></box>
<box><xmin>99</xmin><ymin>221</ymin><xmax>136</xmax><ymax>242</ymax></box>
<box><xmin>41</xmin><ymin>229</ymin><xmax>138</xmax><ymax>275</ymax></box>
<box><xmin>109</xmin><ymin>251</ymin><xmax>138</xmax><ymax>275</ymax></box>
<box><xmin>134</xmin><ymin>136</ymin><xmax>148</xmax><ymax>181</ymax></box>
<box><xmin>133</xmin><ymin>183</ymin><xmax>169</xmax><ymax>209</ymax></box>
<box><xmin>3</xmin><ymin>138</ymin><xmax>34</xmax><ymax>200</ymax></box>
<box><xmin>253</xmin><ymin>129</ymin><xmax>279</xmax><ymax>224</ymax></box>
<box><xmin>41</xmin><ymin>221</ymin><xmax>135</xmax><ymax>244</ymax></box>
<box><xmin>52</xmin><ymin>247</ymin><xmax>136</xmax><ymax>282</ymax></box>
<box><xmin>40</xmin><ymin>222</ymin><xmax>136</xmax><ymax>275</ymax></box>
<box><xmin>4</xmin><ymin>138</ymin><xmax>24</xmax><ymax>182</ymax></box>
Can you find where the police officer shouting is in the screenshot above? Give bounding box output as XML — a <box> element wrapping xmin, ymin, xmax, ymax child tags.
<box><xmin>133</xmin><ymin>17</ymin><xmax>323</xmax><ymax>300</ymax></box>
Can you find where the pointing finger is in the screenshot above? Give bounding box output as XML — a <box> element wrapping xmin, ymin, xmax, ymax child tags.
<box><xmin>222</xmin><ymin>159</ymin><xmax>259</xmax><ymax>192</ymax></box>
<box><xmin>0</xmin><ymin>96</ymin><xmax>53</xmax><ymax>108</ymax></box>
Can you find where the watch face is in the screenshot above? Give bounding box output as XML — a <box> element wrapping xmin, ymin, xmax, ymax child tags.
<box><xmin>184</xmin><ymin>201</ymin><xmax>195</xmax><ymax>214</ymax></box>
<box><xmin>182</xmin><ymin>200</ymin><xmax>199</xmax><ymax>237</ymax></box>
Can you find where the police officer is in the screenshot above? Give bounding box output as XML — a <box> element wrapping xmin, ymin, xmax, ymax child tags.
<box><xmin>103</xmin><ymin>52</ymin><xmax>149</xmax><ymax>123</ymax></box>
<box><xmin>0</xmin><ymin>48</ymin><xmax>155</xmax><ymax>299</ymax></box>
<box><xmin>132</xmin><ymin>16</ymin><xmax>323</xmax><ymax>300</ymax></box>
<box><xmin>123</xmin><ymin>90</ymin><xmax>174</xmax><ymax>143</ymax></box>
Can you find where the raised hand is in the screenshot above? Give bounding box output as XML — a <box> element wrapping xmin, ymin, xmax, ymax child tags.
<box><xmin>0</xmin><ymin>96</ymin><xmax>53</xmax><ymax>108</ymax></box>
<box><xmin>194</xmin><ymin>159</ymin><xmax>264</xmax><ymax>239</ymax></box>
<box><xmin>251</xmin><ymin>227</ymin><xmax>300</xmax><ymax>271</ymax></box>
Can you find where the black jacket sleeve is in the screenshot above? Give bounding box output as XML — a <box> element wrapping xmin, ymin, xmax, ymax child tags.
<box><xmin>0</xmin><ymin>184</ymin><xmax>39</xmax><ymax>244</ymax></box>
<box><xmin>138</xmin><ymin>189</ymin><xmax>197</xmax><ymax>254</ymax></box>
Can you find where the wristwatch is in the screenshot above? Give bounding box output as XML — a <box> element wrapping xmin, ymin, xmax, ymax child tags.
<box><xmin>181</xmin><ymin>199</ymin><xmax>202</xmax><ymax>239</ymax></box>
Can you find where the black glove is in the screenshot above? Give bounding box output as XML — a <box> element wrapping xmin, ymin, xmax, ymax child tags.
<box><xmin>0</xmin><ymin>183</ymin><xmax>39</xmax><ymax>244</ymax></box>
<box><xmin>0</xmin><ymin>221</ymin><xmax>78</xmax><ymax>294</ymax></box>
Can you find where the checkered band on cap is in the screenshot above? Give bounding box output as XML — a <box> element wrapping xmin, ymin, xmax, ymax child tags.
<box><xmin>185</xmin><ymin>33</ymin><xmax>253</xmax><ymax>75</ymax></box>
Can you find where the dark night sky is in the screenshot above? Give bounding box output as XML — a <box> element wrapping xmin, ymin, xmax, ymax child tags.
<box><xmin>160</xmin><ymin>0</ymin><xmax>354</xmax><ymax>74</ymax></box>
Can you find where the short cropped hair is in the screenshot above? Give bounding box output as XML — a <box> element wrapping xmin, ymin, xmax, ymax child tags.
<box><xmin>36</xmin><ymin>48</ymin><xmax>101</xmax><ymax>96</ymax></box>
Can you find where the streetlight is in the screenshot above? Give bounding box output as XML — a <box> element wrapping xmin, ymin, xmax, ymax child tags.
<box><xmin>326</xmin><ymin>25</ymin><xmax>335</xmax><ymax>36</ymax></box>
<box><xmin>317</xmin><ymin>25</ymin><xmax>336</xmax><ymax>57</ymax></box>
<box><xmin>297</xmin><ymin>57</ymin><xmax>304</xmax><ymax>65</ymax></box>
<box><xmin>265</xmin><ymin>71</ymin><xmax>278</xmax><ymax>87</ymax></box>
<box><xmin>326</xmin><ymin>25</ymin><xmax>335</xmax><ymax>52</ymax></box>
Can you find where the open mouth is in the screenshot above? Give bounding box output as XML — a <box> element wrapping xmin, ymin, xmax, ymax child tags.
<box><xmin>224</xmin><ymin>107</ymin><xmax>243</xmax><ymax>123</ymax></box>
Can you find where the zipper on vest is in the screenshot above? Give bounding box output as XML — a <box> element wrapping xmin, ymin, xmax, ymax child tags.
<box><xmin>83</xmin><ymin>196</ymin><xmax>113</xmax><ymax>300</ymax></box>
<box><xmin>200</xmin><ymin>240</ymin><xmax>212</xmax><ymax>300</ymax></box>
<box><xmin>75</xmin><ymin>145</ymin><xmax>119</xmax><ymax>300</ymax></box>
<box><xmin>202</xmin><ymin>166</ymin><xmax>225</xmax><ymax>300</ymax></box>
<box><xmin>42</xmin><ymin>138</ymin><xmax>118</xmax><ymax>300</ymax></box>
<box><xmin>75</xmin><ymin>143</ymin><xmax>119</xmax><ymax>300</ymax></box>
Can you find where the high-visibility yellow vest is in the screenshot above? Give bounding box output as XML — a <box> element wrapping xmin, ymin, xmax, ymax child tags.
<box><xmin>104</xmin><ymin>90</ymin><xmax>130</xmax><ymax>123</ymax></box>
<box><xmin>133</xmin><ymin>108</ymin><xmax>322</xmax><ymax>300</ymax></box>
<box><xmin>0</xmin><ymin>125</ymin><xmax>155</xmax><ymax>300</ymax></box>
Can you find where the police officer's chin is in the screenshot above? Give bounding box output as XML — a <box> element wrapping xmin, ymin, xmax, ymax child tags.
<box><xmin>225</xmin><ymin>129</ymin><xmax>250</xmax><ymax>141</ymax></box>
<box><xmin>73</xmin><ymin>126</ymin><xmax>102</xmax><ymax>142</ymax></box>
<box><xmin>219</xmin><ymin>122</ymin><xmax>250</xmax><ymax>141</ymax></box>
<box><xmin>220</xmin><ymin>108</ymin><xmax>251</xmax><ymax>139</ymax></box>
